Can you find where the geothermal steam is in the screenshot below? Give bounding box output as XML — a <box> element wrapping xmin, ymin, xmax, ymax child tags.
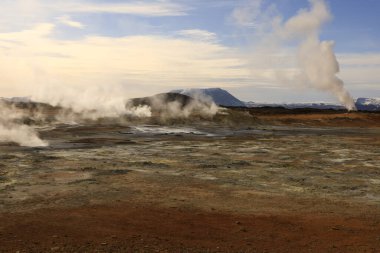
<box><xmin>0</xmin><ymin>88</ymin><xmax>219</xmax><ymax>147</ymax></box>
<box><xmin>277</xmin><ymin>0</ymin><xmax>356</xmax><ymax>110</ymax></box>
<box><xmin>0</xmin><ymin>100</ymin><xmax>48</xmax><ymax>147</ymax></box>
<box><xmin>32</xmin><ymin>84</ymin><xmax>152</xmax><ymax>121</ymax></box>
<box><xmin>240</xmin><ymin>0</ymin><xmax>356</xmax><ymax>110</ymax></box>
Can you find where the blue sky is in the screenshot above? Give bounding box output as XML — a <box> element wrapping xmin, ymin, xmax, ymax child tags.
<box><xmin>53</xmin><ymin>0</ymin><xmax>380</xmax><ymax>52</ymax></box>
<box><xmin>0</xmin><ymin>0</ymin><xmax>379</xmax><ymax>103</ymax></box>
<box><xmin>48</xmin><ymin>1</ymin><xmax>380</xmax><ymax>49</ymax></box>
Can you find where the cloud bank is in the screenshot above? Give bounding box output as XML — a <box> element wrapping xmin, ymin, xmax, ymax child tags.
<box><xmin>0</xmin><ymin>0</ymin><xmax>377</xmax><ymax>105</ymax></box>
<box><xmin>0</xmin><ymin>22</ymin><xmax>247</xmax><ymax>115</ymax></box>
<box><xmin>54</xmin><ymin>1</ymin><xmax>188</xmax><ymax>17</ymax></box>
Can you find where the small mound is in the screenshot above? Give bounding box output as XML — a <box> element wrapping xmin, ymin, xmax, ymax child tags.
<box><xmin>126</xmin><ymin>93</ymin><xmax>218</xmax><ymax>120</ymax></box>
<box><xmin>127</xmin><ymin>93</ymin><xmax>196</xmax><ymax>109</ymax></box>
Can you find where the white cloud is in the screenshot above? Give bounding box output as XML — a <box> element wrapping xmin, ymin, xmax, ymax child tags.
<box><xmin>0</xmin><ymin>23</ymin><xmax>249</xmax><ymax>99</ymax></box>
<box><xmin>57</xmin><ymin>15</ymin><xmax>85</xmax><ymax>29</ymax></box>
<box><xmin>338</xmin><ymin>53</ymin><xmax>380</xmax><ymax>67</ymax></box>
<box><xmin>0</xmin><ymin>0</ymin><xmax>189</xmax><ymax>31</ymax></box>
<box><xmin>51</xmin><ymin>1</ymin><xmax>189</xmax><ymax>17</ymax></box>
<box><xmin>0</xmin><ymin>0</ymin><xmax>378</xmax><ymax>103</ymax></box>
<box><xmin>0</xmin><ymin>22</ymin><xmax>378</xmax><ymax>100</ymax></box>
<box><xmin>178</xmin><ymin>29</ymin><xmax>217</xmax><ymax>42</ymax></box>
<box><xmin>231</xmin><ymin>0</ymin><xmax>263</xmax><ymax>28</ymax></box>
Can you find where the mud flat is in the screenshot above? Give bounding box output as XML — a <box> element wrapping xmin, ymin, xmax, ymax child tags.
<box><xmin>0</xmin><ymin>115</ymin><xmax>380</xmax><ymax>252</ymax></box>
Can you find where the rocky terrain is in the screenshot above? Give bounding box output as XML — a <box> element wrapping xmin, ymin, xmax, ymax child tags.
<box><xmin>0</xmin><ymin>101</ymin><xmax>379</xmax><ymax>252</ymax></box>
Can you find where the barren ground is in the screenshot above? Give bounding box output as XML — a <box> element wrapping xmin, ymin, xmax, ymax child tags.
<box><xmin>0</xmin><ymin>109</ymin><xmax>380</xmax><ymax>252</ymax></box>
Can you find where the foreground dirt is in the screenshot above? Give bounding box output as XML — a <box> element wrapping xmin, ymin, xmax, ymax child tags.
<box><xmin>1</xmin><ymin>112</ymin><xmax>380</xmax><ymax>252</ymax></box>
<box><xmin>1</xmin><ymin>202</ymin><xmax>379</xmax><ymax>253</ymax></box>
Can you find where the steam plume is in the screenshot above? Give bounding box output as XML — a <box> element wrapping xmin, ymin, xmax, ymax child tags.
<box><xmin>236</xmin><ymin>0</ymin><xmax>356</xmax><ymax>110</ymax></box>
<box><xmin>31</xmin><ymin>83</ymin><xmax>152</xmax><ymax>120</ymax></box>
<box><xmin>0</xmin><ymin>100</ymin><xmax>48</xmax><ymax>147</ymax></box>
<box><xmin>278</xmin><ymin>0</ymin><xmax>356</xmax><ymax>110</ymax></box>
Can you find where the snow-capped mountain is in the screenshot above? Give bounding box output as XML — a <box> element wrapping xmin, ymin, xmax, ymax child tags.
<box><xmin>245</xmin><ymin>101</ymin><xmax>345</xmax><ymax>110</ymax></box>
<box><xmin>246</xmin><ymin>98</ymin><xmax>380</xmax><ymax>111</ymax></box>
<box><xmin>355</xmin><ymin>98</ymin><xmax>380</xmax><ymax>111</ymax></box>
<box><xmin>171</xmin><ymin>88</ymin><xmax>246</xmax><ymax>107</ymax></box>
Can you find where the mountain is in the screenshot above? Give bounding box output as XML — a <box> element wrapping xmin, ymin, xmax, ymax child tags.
<box><xmin>246</xmin><ymin>98</ymin><xmax>380</xmax><ymax>111</ymax></box>
<box><xmin>355</xmin><ymin>98</ymin><xmax>380</xmax><ymax>111</ymax></box>
<box><xmin>171</xmin><ymin>88</ymin><xmax>246</xmax><ymax>107</ymax></box>
<box><xmin>245</xmin><ymin>102</ymin><xmax>345</xmax><ymax>110</ymax></box>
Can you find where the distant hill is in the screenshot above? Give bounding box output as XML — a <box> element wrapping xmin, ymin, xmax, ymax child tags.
<box><xmin>246</xmin><ymin>98</ymin><xmax>380</xmax><ymax>112</ymax></box>
<box><xmin>171</xmin><ymin>88</ymin><xmax>246</xmax><ymax>107</ymax></box>
<box><xmin>245</xmin><ymin>101</ymin><xmax>345</xmax><ymax>110</ymax></box>
<box><xmin>355</xmin><ymin>98</ymin><xmax>380</xmax><ymax>111</ymax></box>
<box><xmin>126</xmin><ymin>92</ymin><xmax>217</xmax><ymax>118</ymax></box>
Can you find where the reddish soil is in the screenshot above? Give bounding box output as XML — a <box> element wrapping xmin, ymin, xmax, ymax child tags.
<box><xmin>258</xmin><ymin>112</ymin><xmax>380</xmax><ymax>127</ymax></box>
<box><xmin>229</xmin><ymin>107</ymin><xmax>380</xmax><ymax>127</ymax></box>
<box><xmin>1</xmin><ymin>203</ymin><xmax>379</xmax><ymax>253</ymax></box>
<box><xmin>1</xmin><ymin>106</ymin><xmax>379</xmax><ymax>252</ymax></box>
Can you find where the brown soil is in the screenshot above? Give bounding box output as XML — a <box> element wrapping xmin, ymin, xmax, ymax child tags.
<box><xmin>238</xmin><ymin>108</ymin><xmax>380</xmax><ymax>127</ymax></box>
<box><xmin>258</xmin><ymin>113</ymin><xmax>380</xmax><ymax>127</ymax></box>
<box><xmin>1</xmin><ymin>202</ymin><xmax>379</xmax><ymax>253</ymax></box>
<box><xmin>1</xmin><ymin>107</ymin><xmax>379</xmax><ymax>252</ymax></box>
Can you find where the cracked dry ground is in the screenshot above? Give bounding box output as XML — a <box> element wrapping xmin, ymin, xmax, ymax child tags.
<box><xmin>0</xmin><ymin>124</ymin><xmax>380</xmax><ymax>252</ymax></box>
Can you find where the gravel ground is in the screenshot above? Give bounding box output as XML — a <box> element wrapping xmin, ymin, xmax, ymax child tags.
<box><xmin>0</xmin><ymin>122</ymin><xmax>379</xmax><ymax>252</ymax></box>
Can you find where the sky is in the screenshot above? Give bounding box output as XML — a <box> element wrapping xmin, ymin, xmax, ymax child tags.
<box><xmin>0</xmin><ymin>0</ymin><xmax>379</xmax><ymax>103</ymax></box>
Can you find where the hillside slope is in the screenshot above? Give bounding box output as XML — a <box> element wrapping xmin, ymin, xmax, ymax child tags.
<box><xmin>171</xmin><ymin>88</ymin><xmax>246</xmax><ymax>107</ymax></box>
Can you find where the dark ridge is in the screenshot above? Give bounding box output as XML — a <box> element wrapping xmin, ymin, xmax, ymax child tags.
<box><xmin>127</xmin><ymin>93</ymin><xmax>198</xmax><ymax>109</ymax></box>
<box><xmin>0</xmin><ymin>100</ymin><xmax>61</xmax><ymax>122</ymax></box>
<box><xmin>0</xmin><ymin>100</ymin><xmax>57</xmax><ymax>110</ymax></box>
<box><xmin>224</xmin><ymin>106</ymin><xmax>355</xmax><ymax>115</ymax></box>
<box><xmin>171</xmin><ymin>88</ymin><xmax>246</xmax><ymax>107</ymax></box>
